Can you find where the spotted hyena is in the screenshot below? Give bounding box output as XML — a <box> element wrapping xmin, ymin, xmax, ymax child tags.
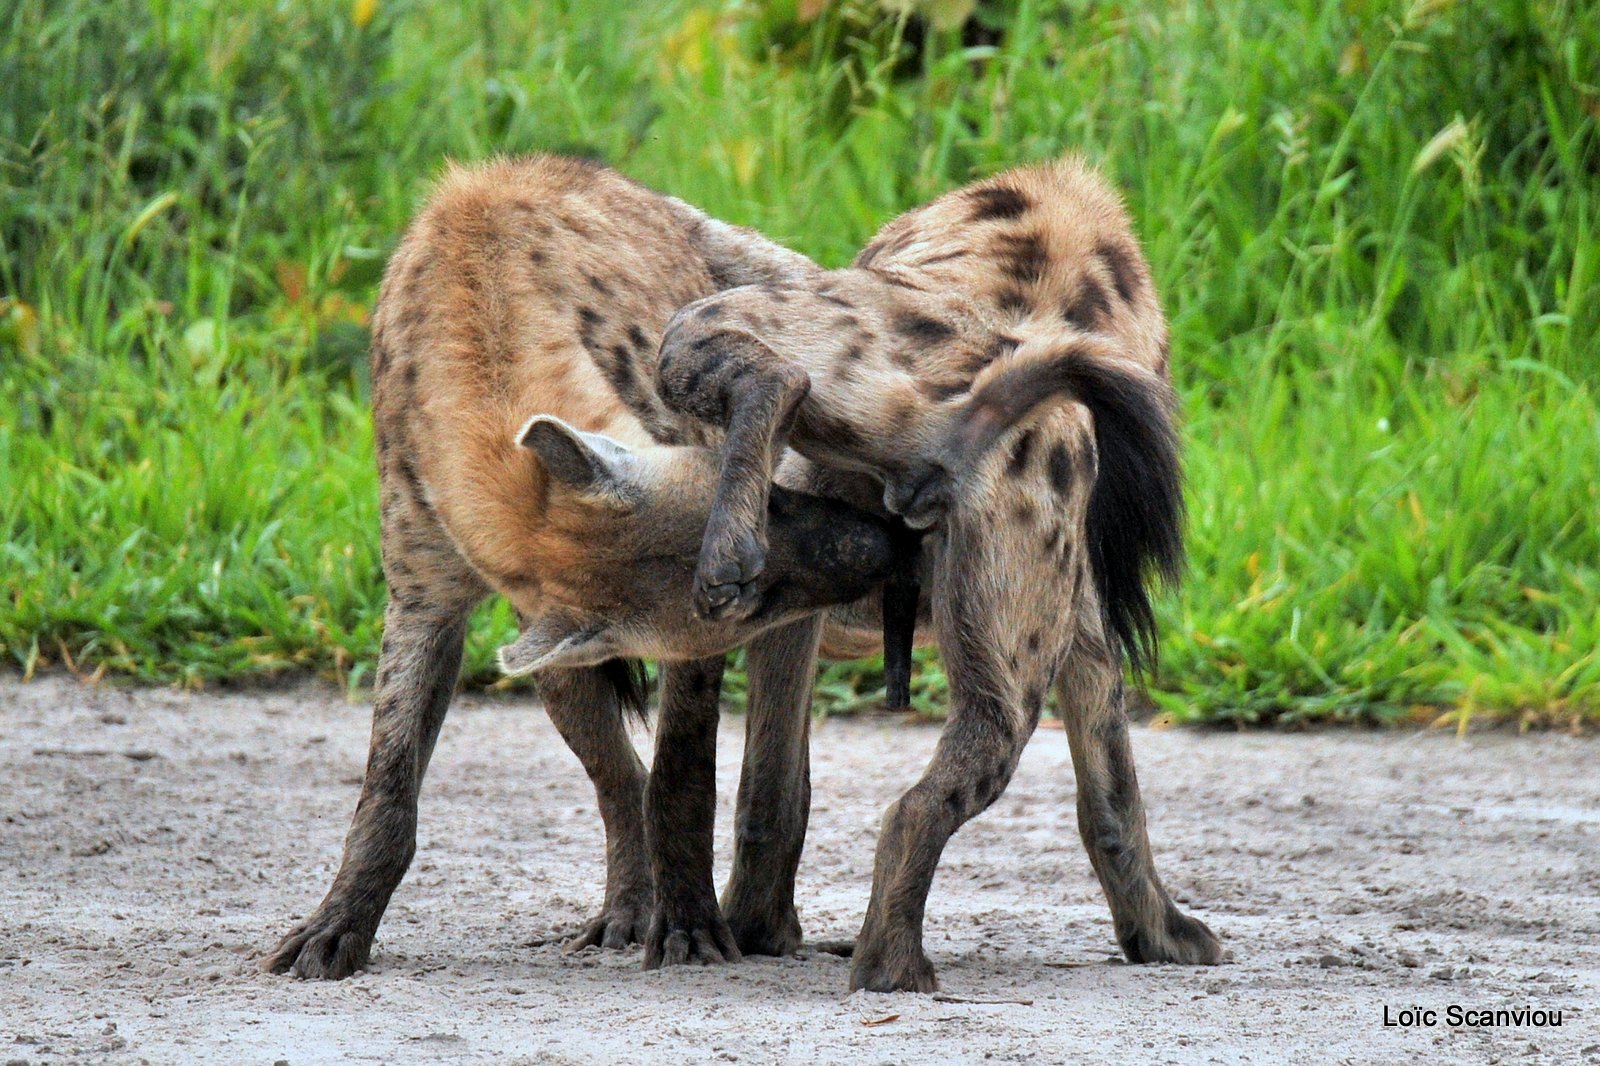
<box><xmin>261</xmin><ymin>156</ymin><xmax>906</xmax><ymax>979</ymax></box>
<box><xmin>261</xmin><ymin>154</ymin><xmax>1221</xmax><ymax>994</ymax></box>
<box><xmin>647</xmin><ymin>154</ymin><xmax>1224</xmax><ymax>991</ymax></box>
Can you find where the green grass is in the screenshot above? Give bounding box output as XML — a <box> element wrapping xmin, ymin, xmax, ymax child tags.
<box><xmin>3</xmin><ymin>0</ymin><xmax>1597</xmax><ymax>727</ymax></box>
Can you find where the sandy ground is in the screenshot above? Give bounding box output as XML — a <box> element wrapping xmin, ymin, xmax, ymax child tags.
<box><xmin>2</xmin><ymin>674</ymin><xmax>1597</xmax><ymax>1065</ymax></box>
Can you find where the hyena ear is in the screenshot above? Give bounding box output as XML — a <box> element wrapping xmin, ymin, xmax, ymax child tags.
<box><xmin>516</xmin><ymin>415</ymin><xmax>633</xmax><ymax>494</ymax></box>
<box><xmin>497</xmin><ymin>615</ymin><xmax>615</xmax><ymax>676</ymax></box>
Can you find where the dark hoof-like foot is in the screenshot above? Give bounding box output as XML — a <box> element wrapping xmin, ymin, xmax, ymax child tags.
<box><xmin>643</xmin><ymin>906</ymin><xmax>744</xmax><ymax>969</ymax></box>
<box><xmin>725</xmin><ymin>906</ymin><xmax>803</xmax><ymax>958</ymax></box>
<box><xmin>883</xmin><ymin>464</ymin><xmax>949</xmax><ymax>531</ymax></box>
<box><xmin>260</xmin><ymin>911</ymin><xmax>375</xmax><ymax>980</ymax></box>
<box><xmin>692</xmin><ymin>530</ymin><xmax>766</xmax><ymax>621</ymax></box>
<box><xmin>849</xmin><ymin>936</ymin><xmax>938</xmax><ymax>993</ymax></box>
<box><xmin>564</xmin><ymin>892</ymin><xmax>652</xmax><ymax>953</ymax></box>
<box><xmin>1119</xmin><ymin>907</ymin><xmax>1224</xmax><ymax>965</ymax></box>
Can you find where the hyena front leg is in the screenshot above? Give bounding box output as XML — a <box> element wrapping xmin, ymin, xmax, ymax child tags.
<box><xmin>642</xmin><ymin>655</ymin><xmax>743</xmax><ymax>968</ymax></box>
<box><xmin>536</xmin><ymin>667</ymin><xmax>653</xmax><ymax>952</ymax></box>
<box><xmin>657</xmin><ymin>321</ymin><xmax>809</xmax><ymax>622</ymax></box>
<box><xmin>1056</xmin><ymin>624</ymin><xmax>1223</xmax><ymax>965</ymax></box>
<box><xmin>720</xmin><ymin>614</ymin><xmax>824</xmax><ymax>956</ymax></box>
<box><xmin>262</xmin><ymin>558</ymin><xmax>484</xmax><ymax>978</ymax></box>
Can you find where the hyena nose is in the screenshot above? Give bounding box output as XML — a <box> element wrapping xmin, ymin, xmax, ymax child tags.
<box><xmin>883</xmin><ymin>464</ymin><xmax>950</xmax><ymax>531</ymax></box>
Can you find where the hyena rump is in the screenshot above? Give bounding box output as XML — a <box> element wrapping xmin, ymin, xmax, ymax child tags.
<box><xmin>650</xmin><ymin>155</ymin><xmax>1223</xmax><ymax>991</ymax></box>
<box><xmin>261</xmin><ymin>156</ymin><xmax>902</xmax><ymax>978</ymax></box>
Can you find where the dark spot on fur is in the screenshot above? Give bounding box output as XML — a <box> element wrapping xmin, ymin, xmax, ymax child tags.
<box><xmin>916</xmin><ymin>249</ymin><xmax>969</xmax><ymax>266</ymax></box>
<box><xmin>1063</xmin><ymin>276</ymin><xmax>1112</xmax><ymax>330</ymax></box>
<box><xmin>820</xmin><ymin>291</ymin><xmax>855</xmax><ymax>309</ymax></box>
<box><xmin>396</xmin><ymin>454</ymin><xmax>426</xmax><ymax>505</ymax></box>
<box><xmin>842</xmin><ymin>343</ymin><xmax>867</xmax><ymax>362</ymax></box>
<box><xmin>1097</xmin><ymin>240</ymin><xmax>1141</xmax><ymax>302</ymax></box>
<box><xmin>628</xmin><ymin>324</ymin><xmax>650</xmax><ymax>352</ymax></box>
<box><xmin>1027</xmin><ymin>630</ymin><xmax>1042</xmax><ymax>653</ymax></box>
<box><xmin>996</xmin><ymin>231</ymin><xmax>1047</xmax><ymax>285</ymax></box>
<box><xmin>584</xmin><ymin>272</ymin><xmax>611</xmax><ymax>295</ymax></box>
<box><xmin>558</xmin><ymin>212</ymin><xmax>594</xmax><ymax>240</ymax></box>
<box><xmin>1048</xmin><ymin>442</ymin><xmax>1074</xmax><ymax>494</ymax></box>
<box><xmin>1007</xmin><ymin>429</ymin><xmax>1036</xmax><ymax>476</ymax></box>
<box><xmin>920</xmin><ymin>379</ymin><xmax>967</xmax><ymax>403</ymax></box>
<box><xmin>833</xmin><ymin>313</ymin><xmax>860</xmax><ymax>331</ymax></box>
<box><xmin>607</xmin><ymin>344</ymin><xmax>638</xmax><ymax>388</ymax></box>
<box><xmin>698</xmin><ymin>302</ymin><xmax>723</xmax><ymax>321</ymax></box>
<box><xmin>969</xmin><ymin>184</ymin><xmax>1032</xmax><ymax>221</ymax></box>
<box><xmin>944</xmin><ymin>788</ymin><xmax>963</xmax><ymax>818</ymax></box>
<box><xmin>975</xmin><ymin>776</ymin><xmax>997</xmax><ymax>806</ymax></box>
<box><xmin>528</xmin><ymin>247</ymin><xmax>547</xmax><ymax>264</ymax></box>
<box><xmin>996</xmin><ymin>288</ymin><xmax>1031</xmax><ymax>315</ymax></box>
<box><xmin>577</xmin><ymin>306</ymin><xmax>604</xmax><ymax>347</ymax></box>
<box><xmin>1044</xmin><ymin>524</ymin><xmax>1065</xmax><ymax>555</ymax></box>
<box><xmin>893</xmin><ymin>312</ymin><xmax>955</xmax><ymax>344</ymax></box>
<box><xmin>1011</xmin><ymin>500</ymin><xmax>1038</xmax><ymax>525</ymax></box>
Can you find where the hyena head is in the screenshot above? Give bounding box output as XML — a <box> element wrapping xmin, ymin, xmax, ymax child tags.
<box><xmin>496</xmin><ymin>415</ymin><xmax>898</xmax><ymax>675</ymax></box>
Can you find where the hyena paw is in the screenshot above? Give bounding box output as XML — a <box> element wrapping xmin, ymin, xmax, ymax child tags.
<box><xmin>642</xmin><ymin>904</ymin><xmax>744</xmax><ymax>970</ymax></box>
<box><xmin>849</xmin><ymin>936</ymin><xmax>939</xmax><ymax>993</ymax></box>
<box><xmin>1119</xmin><ymin>907</ymin><xmax>1224</xmax><ymax>966</ymax></box>
<box><xmin>724</xmin><ymin>904</ymin><xmax>803</xmax><ymax>958</ymax></box>
<box><xmin>883</xmin><ymin>464</ymin><xmax>950</xmax><ymax>531</ymax></box>
<box><xmin>259</xmin><ymin>910</ymin><xmax>375</xmax><ymax>980</ymax></box>
<box><xmin>564</xmin><ymin>890</ymin><xmax>652</xmax><ymax>953</ymax></box>
<box><xmin>692</xmin><ymin>529</ymin><xmax>766</xmax><ymax>621</ymax></box>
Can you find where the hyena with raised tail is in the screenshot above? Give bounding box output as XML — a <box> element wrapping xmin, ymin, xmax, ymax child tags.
<box><xmin>650</xmin><ymin>155</ymin><xmax>1223</xmax><ymax>991</ymax></box>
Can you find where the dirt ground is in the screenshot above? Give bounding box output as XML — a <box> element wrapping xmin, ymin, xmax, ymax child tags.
<box><xmin>2</xmin><ymin>674</ymin><xmax>1596</xmax><ymax>1065</ymax></box>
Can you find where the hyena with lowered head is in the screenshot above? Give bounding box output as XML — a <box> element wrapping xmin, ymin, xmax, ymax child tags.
<box><xmin>261</xmin><ymin>156</ymin><xmax>908</xmax><ymax>979</ymax></box>
<box><xmin>649</xmin><ymin>154</ymin><xmax>1223</xmax><ymax>991</ymax></box>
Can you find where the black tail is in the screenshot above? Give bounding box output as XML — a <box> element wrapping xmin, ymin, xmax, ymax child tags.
<box><xmin>599</xmin><ymin>657</ymin><xmax>652</xmax><ymax>723</ymax></box>
<box><xmin>956</xmin><ymin>343</ymin><xmax>1184</xmax><ymax>679</ymax></box>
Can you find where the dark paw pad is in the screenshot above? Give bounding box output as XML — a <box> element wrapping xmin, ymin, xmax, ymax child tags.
<box><xmin>850</xmin><ymin>940</ymin><xmax>939</xmax><ymax>993</ymax></box>
<box><xmin>726</xmin><ymin>907</ymin><xmax>804</xmax><ymax>958</ymax></box>
<box><xmin>642</xmin><ymin>908</ymin><xmax>744</xmax><ymax>969</ymax></box>
<box><xmin>1120</xmin><ymin>908</ymin><xmax>1224</xmax><ymax>966</ymax></box>
<box><xmin>692</xmin><ymin>530</ymin><xmax>766</xmax><ymax>621</ymax></box>
<box><xmin>883</xmin><ymin>466</ymin><xmax>950</xmax><ymax>531</ymax></box>
<box><xmin>260</xmin><ymin>914</ymin><xmax>374</xmax><ymax>980</ymax></box>
<box><xmin>564</xmin><ymin>895</ymin><xmax>650</xmax><ymax>953</ymax></box>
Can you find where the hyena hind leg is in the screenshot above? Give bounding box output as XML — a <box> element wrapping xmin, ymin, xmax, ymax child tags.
<box><xmin>262</xmin><ymin>570</ymin><xmax>483</xmax><ymax>979</ymax></box>
<box><xmin>1055</xmin><ymin>630</ymin><xmax>1223</xmax><ymax>966</ymax></box>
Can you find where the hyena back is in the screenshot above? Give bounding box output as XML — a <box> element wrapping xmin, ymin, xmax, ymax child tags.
<box><xmin>261</xmin><ymin>156</ymin><xmax>900</xmax><ymax>979</ymax></box>
<box><xmin>650</xmin><ymin>155</ymin><xmax>1221</xmax><ymax>990</ymax></box>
